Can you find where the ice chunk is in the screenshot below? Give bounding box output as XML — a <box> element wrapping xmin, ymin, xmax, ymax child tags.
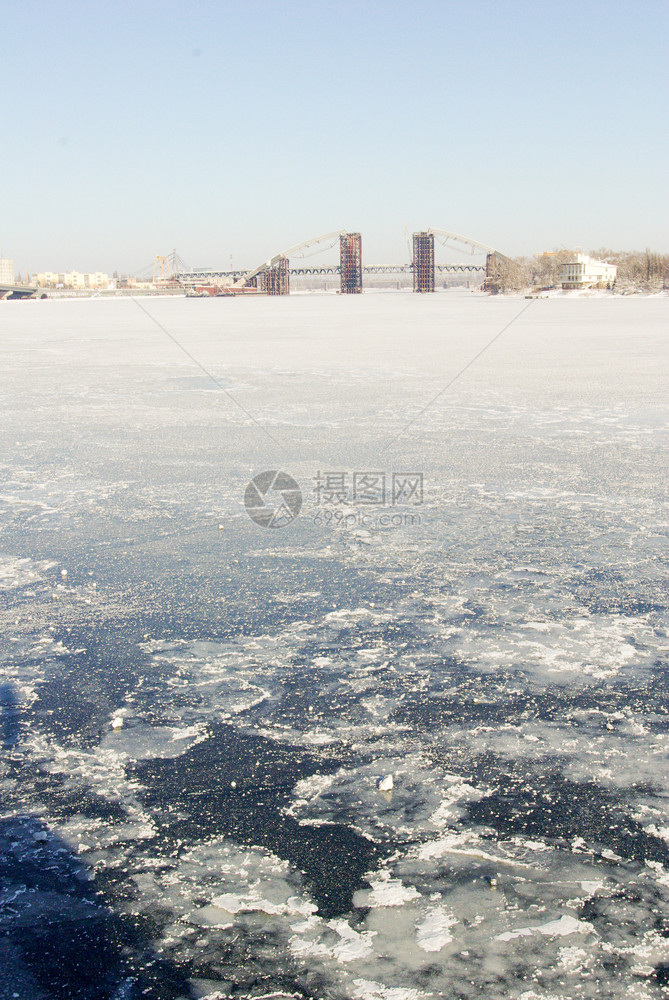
<box><xmin>368</xmin><ymin>872</ymin><xmax>420</xmax><ymax>907</ymax></box>
<box><xmin>352</xmin><ymin>980</ymin><xmax>424</xmax><ymax>1000</ymax></box>
<box><xmin>496</xmin><ymin>914</ymin><xmax>593</xmax><ymax>941</ymax></box>
<box><xmin>415</xmin><ymin>907</ymin><xmax>457</xmax><ymax>952</ymax></box>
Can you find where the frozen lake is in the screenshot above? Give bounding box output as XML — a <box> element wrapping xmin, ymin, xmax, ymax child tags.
<box><xmin>1</xmin><ymin>290</ymin><xmax>668</xmax><ymax>999</ymax></box>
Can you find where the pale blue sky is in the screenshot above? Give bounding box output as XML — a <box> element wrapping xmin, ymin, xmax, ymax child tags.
<box><xmin>3</xmin><ymin>0</ymin><xmax>668</xmax><ymax>274</ymax></box>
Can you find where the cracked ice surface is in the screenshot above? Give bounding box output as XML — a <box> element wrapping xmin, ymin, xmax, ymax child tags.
<box><xmin>0</xmin><ymin>292</ymin><xmax>668</xmax><ymax>999</ymax></box>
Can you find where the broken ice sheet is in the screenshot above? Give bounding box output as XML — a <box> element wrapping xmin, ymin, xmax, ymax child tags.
<box><xmin>1</xmin><ymin>294</ymin><xmax>668</xmax><ymax>998</ymax></box>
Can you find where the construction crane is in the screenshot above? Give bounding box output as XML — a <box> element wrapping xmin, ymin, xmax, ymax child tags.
<box><xmin>404</xmin><ymin>224</ymin><xmax>412</xmax><ymax>265</ymax></box>
<box><xmin>152</xmin><ymin>254</ymin><xmax>173</xmax><ymax>283</ymax></box>
<box><xmin>151</xmin><ymin>249</ymin><xmax>187</xmax><ymax>283</ymax></box>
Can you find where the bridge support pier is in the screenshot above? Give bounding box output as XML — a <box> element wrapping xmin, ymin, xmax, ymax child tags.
<box><xmin>485</xmin><ymin>253</ymin><xmax>503</xmax><ymax>293</ymax></box>
<box><xmin>412</xmin><ymin>232</ymin><xmax>435</xmax><ymax>292</ymax></box>
<box><xmin>261</xmin><ymin>257</ymin><xmax>289</xmax><ymax>295</ymax></box>
<box><xmin>340</xmin><ymin>233</ymin><xmax>362</xmax><ymax>293</ymax></box>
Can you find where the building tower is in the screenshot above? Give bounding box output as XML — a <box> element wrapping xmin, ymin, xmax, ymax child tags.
<box><xmin>0</xmin><ymin>259</ymin><xmax>15</xmax><ymax>285</ymax></box>
<box><xmin>340</xmin><ymin>233</ymin><xmax>362</xmax><ymax>294</ymax></box>
<box><xmin>412</xmin><ymin>233</ymin><xmax>435</xmax><ymax>292</ymax></box>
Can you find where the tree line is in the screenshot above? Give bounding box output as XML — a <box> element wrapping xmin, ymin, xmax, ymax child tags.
<box><xmin>487</xmin><ymin>249</ymin><xmax>669</xmax><ymax>293</ymax></box>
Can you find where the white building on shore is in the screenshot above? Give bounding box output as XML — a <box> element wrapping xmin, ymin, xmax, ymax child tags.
<box><xmin>561</xmin><ymin>254</ymin><xmax>617</xmax><ymax>289</ymax></box>
<box><xmin>33</xmin><ymin>271</ymin><xmax>110</xmax><ymax>289</ymax></box>
<box><xmin>0</xmin><ymin>258</ymin><xmax>14</xmax><ymax>284</ymax></box>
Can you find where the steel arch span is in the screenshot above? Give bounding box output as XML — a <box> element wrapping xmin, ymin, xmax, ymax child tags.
<box><xmin>233</xmin><ymin>230</ymin><xmax>348</xmax><ymax>289</ymax></box>
<box><xmin>428</xmin><ymin>228</ymin><xmax>511</xmax><ymax>262</ymax></box>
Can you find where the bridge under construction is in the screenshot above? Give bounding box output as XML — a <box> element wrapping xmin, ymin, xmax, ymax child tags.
<box><xmin>174</xmin><ymin>229</ymin><xmax>510</xmax><ymax>296</ymax></box>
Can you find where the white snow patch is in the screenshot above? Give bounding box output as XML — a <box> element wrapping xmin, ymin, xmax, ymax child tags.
<box><xmin>0</xmin><ymin>555</ymin><xmax>55</xmax><ymax>589</ymax></box>
<box><xmin>170</xmin><ymin>724</ymin><xmax>204</xmax><ymax>741</ymax></box>
<box><xmin>289</xmin><ymin>918</ymin><xmax>375</xmax><ymax>964</ymax></box>
<box><xmin>496</xmin><ymin>914</ymin><xmax>594</xmax><ymax>941</ymax></box>
<box><xmin>352</xmin><ymin>980</ymin><xmax>425</xmax><ymax>1000</ymax></box>
<box><xmin>415</xmin><ymin>906</ymin><xmax>458</xmax><ymax>952</ymax></box>
<box><xmin>558</xmin><ymin>945</ymin><xmax>589</xmax><ymax>972</ymax></box>
<box><xmin>210</xmin><ymin>891</ymin><xmax>314</xmax><ymax>918</ymax></box>
<box><xmin>367</xmin><ymin>872</ymin><xmax>421</xmax><ymax>907</ymax></box>
<box><xmin>580</xmin><ymin>880</ymin><xmax>604</xmax><ymax>893</ymax></box>
<box><xmin>329</xmin><ymin>919</ymin><xmax>376</xmax><ymax>962</ymax></box>
<box><xmin>644</xmin><ymin>824</ymin><xmax>669</xmax><ymax>845</ymax></box>
<box><xmin>292</xmin><ymin>773</ymin><xmax>336</xmax><ymax>801</ymax></box>
<box><xmin>429</xmin><ymin>775</ymin><xmax>481</xmax><ymax>826</ymax></box>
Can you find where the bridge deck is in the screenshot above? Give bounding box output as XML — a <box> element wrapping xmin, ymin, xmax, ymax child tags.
<box><xmin>0</xmin><ymin>284</ymin><xmax>38</xmax><ymax>299</ymax></box>
<box><xmin>178</xmin><ymin>263</ymin><xmax>485</xmax><ymax>281</ymax></box>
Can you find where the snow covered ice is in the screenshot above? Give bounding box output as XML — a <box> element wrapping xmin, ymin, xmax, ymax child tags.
<box><xmin>1</xmin><ymin>290</ymin><xmax>668</xmax><ymax>999</ymax></box>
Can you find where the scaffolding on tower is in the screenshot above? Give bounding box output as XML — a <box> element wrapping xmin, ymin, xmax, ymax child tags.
<box><xmin>340</xmin><ymin>233</ymin><xmax>362</xmax><ymax>294</ymax></box>
<box><xmin>412</xmin><ymin>232</ymin><xmax>435</xmax><ymax>292</ymax></box>
<box><xmin>261</xmin><ymin>257</ymin><xmax>290</xmax><ymax>295</ymax></box>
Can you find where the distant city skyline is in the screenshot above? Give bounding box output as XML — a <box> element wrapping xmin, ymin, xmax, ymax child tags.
<box><xmin>3</xmin><ymin>0</ymin><xmax>668</xmax><ymax>274</ymax></box>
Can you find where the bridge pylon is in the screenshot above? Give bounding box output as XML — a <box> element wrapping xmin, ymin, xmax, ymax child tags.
<box><xmin>340</xmin><ymin>233</ymin><xmax>362</xmax><ymax>293</ymax></box>
<box><xmin>260</xmin><ymin>257</ymin><xmax>289</xmax><ymax>295</ymax></box>
<box><xmin>412</xmin><ymin>232</ymin><xmax>435</xmax><ymax>292</ymax></box>
<box><xmin>485</xmin><ymin>252</ymin><xmax>506</xmax><ymax>293</ymax></box>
